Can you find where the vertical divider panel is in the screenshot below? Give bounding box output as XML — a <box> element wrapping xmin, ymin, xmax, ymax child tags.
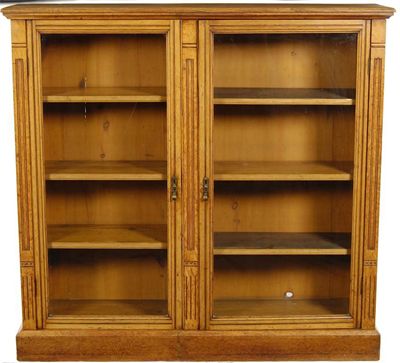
<box><xmin>181</xmin><ymin>20</ymin><xmax>200</xmax><ymax>330</ymax></box>
<box><xmin>11</xmin><ymin>19</ymin><xmax>44</xmax><ymax>330</ymax></box>
<box><xmin>168</xmin><ymin>20</ymin><xmax>182</xmax><ymax>327</ymax></box>
<box><xmin>361</xmin><ymin>19</ymin><xmax>386</xmax><ymax>329</ymax></box>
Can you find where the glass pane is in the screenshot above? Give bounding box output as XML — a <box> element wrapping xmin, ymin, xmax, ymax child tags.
<box><xmin>41</xmin><ymin>34</ymin><xmax>169</xmax><ymax>318</ymax></box>
<box><xmin>212</xmin><ymin>33</ymin><xmax>357</xmax><ymax>318</ymax></box>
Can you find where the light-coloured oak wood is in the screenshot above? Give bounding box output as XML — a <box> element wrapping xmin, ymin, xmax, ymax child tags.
<box><xmin>43</xmin><ymin>87</ymin><xmax>166</xmax><ymax>103</ymax></box>
<box><xmin>37</xmin><ymin>22</ymin><xmax>179</xmax><ymax>331</ymax></box>
<box><xmin>47</xmin><ymin>224</ymin><xmax>167</xmax><ymax>249</ymax></box>
<box><xmin>346</xmin><ymin>19</ymin><xmax>371</xmax><ymax>326</ymax></box>
<box><xmin>214</xmin><ymin>161</ymin><xmax>353</xmax><ymax>181</ymax></box>
<box><xmin>49</xmin><ymin>299</ymin><xmax>167</xmax><ymax>316</ymax></box>
<box><xmin>206</xmin><ymin>27</ymin><xmax>362</xmax><ymax>333</ymax></box>
<box><xmin>214</xmin><ymin>88</ymin><xmax>355</xmax><ymax>105</ymax></box>
<box><xmin>200</xmin><ymin>21</ymin><xmax>359</xmax><ymax>333</ymax></box>
<box><xmin>45</xmin><ymin>160</ymin><xmax>167</xmax><ymax>181</ymax></box>
<box><xmin>15</xmin><ymin>329</ymin><xmax>381</xmax><ymax>361</ymax></box>
<box><xmin>170</xmin><ymin>20</ymin><xmax>183</xmax><ymax>330</ymax></box>
<box><xmin>198</xmin><ymin>20</ymin><xmax>212</xmax><ymax>330</ymax></box>
<box><xmin>361</xmin><ymin>19</ymin><xmax>387</xmax><ymax>330</ymax></box>
<box><xmin>181</xmin><ymin>20</ymin><xmax>201</xmax><ymax>330</ymax></box>
<box><xmin>2</xmin><ymin>3</ymin><xmax>393</xmax><ymax>361</ymax></box>
<box><xmin>214</xmin><ymin>232</ymin><xmax>351</xmax><ymax>255</ymax></box>
<box><xmin>214</xmin><ymin>298</ymin><xmax>349</xmax><ymax>317</ymax></box>
<box><xmin>2</xmin><ymin>4</ymin><xmax>394</xmax><ymax>20</ymax></box>
<box><xmin>11</xmin><ymin>35</ymin><xmax>39</xmax><ymax>330</ymax></box>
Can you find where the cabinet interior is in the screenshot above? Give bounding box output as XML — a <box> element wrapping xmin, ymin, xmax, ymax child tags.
<box><xmin>41</xmin><ymin>34</ymin><xmax>170</xmax><ymax>318</ymax></box>
<box><xmin>48</xmin><ymin>249</ymin><xmax>168</xmax><ymax>316</ymax></box>
<box><xmin>40</xmin><ymin>30</ymin><xmax>358</xmax><ymax>321</ymax></box>
<box><xmin>214</xmin><ymin>255</ymin><xmax>350</xmax><ymax>317</ymax></box>
<box><xmin>211</xmin><ymin>33</ymin><xmax>357</xmax><ymax>319</ymax></box>
<box><xmin>41</xmin><ymin>34</ymin><xmax>166</xmax><ymax>89</ymax></box>
<box><xmin>43</xmin><ymin>103</ymin><xmax>167</xmax><ymax>162</ymax></box>
<box><xmin>214</xmin><ymin>33</ymin><xmax>357</xmax><ymax>89</ymax></box>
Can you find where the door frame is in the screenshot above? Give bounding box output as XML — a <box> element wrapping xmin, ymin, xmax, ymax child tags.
<box><xmin>198</xmin><ymin>19</ymin><xmax>371</xmax><ymax>330</ymax></box>
<box><xmin>29</xmin><ymin>19</ymin><xmax>182</xmax><ymax>329</ymax></box>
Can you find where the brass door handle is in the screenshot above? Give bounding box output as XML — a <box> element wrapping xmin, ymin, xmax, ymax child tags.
<box><xmin>202</xmin><ymin>177</ymin><xmax>209</xmax><ymax>201</ymax></box>
<box><xmin>171</xmin><ymin>176</ymin><xmax>178</xmax><ymax>201</ymax></box>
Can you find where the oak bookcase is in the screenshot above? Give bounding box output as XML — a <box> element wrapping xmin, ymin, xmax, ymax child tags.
<box><xmin>2</xmin><ymin>4</ymin><xmax>394</xmax><ymax>361</ymax></box>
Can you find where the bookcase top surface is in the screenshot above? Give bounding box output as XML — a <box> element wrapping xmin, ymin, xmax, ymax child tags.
<box><xmin>2</xmin><ymin>3</ymin><xmax>395</xmax><ymax>20</ymax></box>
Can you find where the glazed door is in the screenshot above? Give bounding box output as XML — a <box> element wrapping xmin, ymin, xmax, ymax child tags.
<box><xmin>200</xmin><ymin>20</ymin><xmax>369</xmax><ymax>329</ymax></box>
<box><xmin>35</xmin><ymin>20</ymin><xmax>181</xmax><ymax>329</ymax></box>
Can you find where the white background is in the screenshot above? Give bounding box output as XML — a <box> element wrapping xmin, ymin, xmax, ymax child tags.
<box><xmin>0</xmin><ymin>0</ymin><xmax>399</xmax><ymax>362</ymax></box>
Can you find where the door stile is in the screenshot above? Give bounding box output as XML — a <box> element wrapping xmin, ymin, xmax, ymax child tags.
<box><xmin>181</xmin><ymin>20</ymin><xmax>201</xmax><ymax>330</ymax></box>
<box><xmin>198</xmin><ymin>20</ymin><xmax>214</xmax><ymax>330</ymax></box>
<box><xmin>171</xmin><ymin>20</ymin><xmax>183</xmax><ymax>330</ymax></box>
<box><xmin>167</xmin><ymin>19</ymin><xmax>183</xmax><ymax>328</ymax></box>
<box><xmin>29</xmin><ymin>19</ymin><xmax>48</xmax><ymax>330</ymax></box>
<box><xmin>349</xmin><ymin>20</ymin><xmax>370</xmax><ymax>327</ymax></box>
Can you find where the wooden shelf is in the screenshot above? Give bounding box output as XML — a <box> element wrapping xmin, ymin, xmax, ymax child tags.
<box><xmin>213</xmin><ymin>298</ymin><xmax>349</xmax><ymax>317</ymax></box>
<box><xmin>47</xmin><ymin>224</ymin><xmax>167</xmax><ymax>250</ymax></box>
<box><xmin>49</xmin><ymin>299</ymin><xmax>167</xmax><ymax>316</ymax></box>
<box><xmin>45</xmin><ymin>160</ymin><xmax>167</xmax><ymax>181</ymax></box>
<box><xmin>214</xmin><ymin>161</ymin><xmax>353</xmax><ymax>181</ymax></box>
<box><xmin>46</xmin><ymin>161</ymin><xmax>352</xmax><ymax>182</ymax></box>
<box><xmin>214</xmin><ymin>232</ymin><xmax>351</xmax><ymax>255</ymax></box>
<box><xmin>214</xmin><ymin>88</ymin><xmax>355</xmax><ymax>105</ymax></box>
<box><xmin>43</xmin><ymin>87</ymin><xmax>166</xmax><ymax>103</ymax></box>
